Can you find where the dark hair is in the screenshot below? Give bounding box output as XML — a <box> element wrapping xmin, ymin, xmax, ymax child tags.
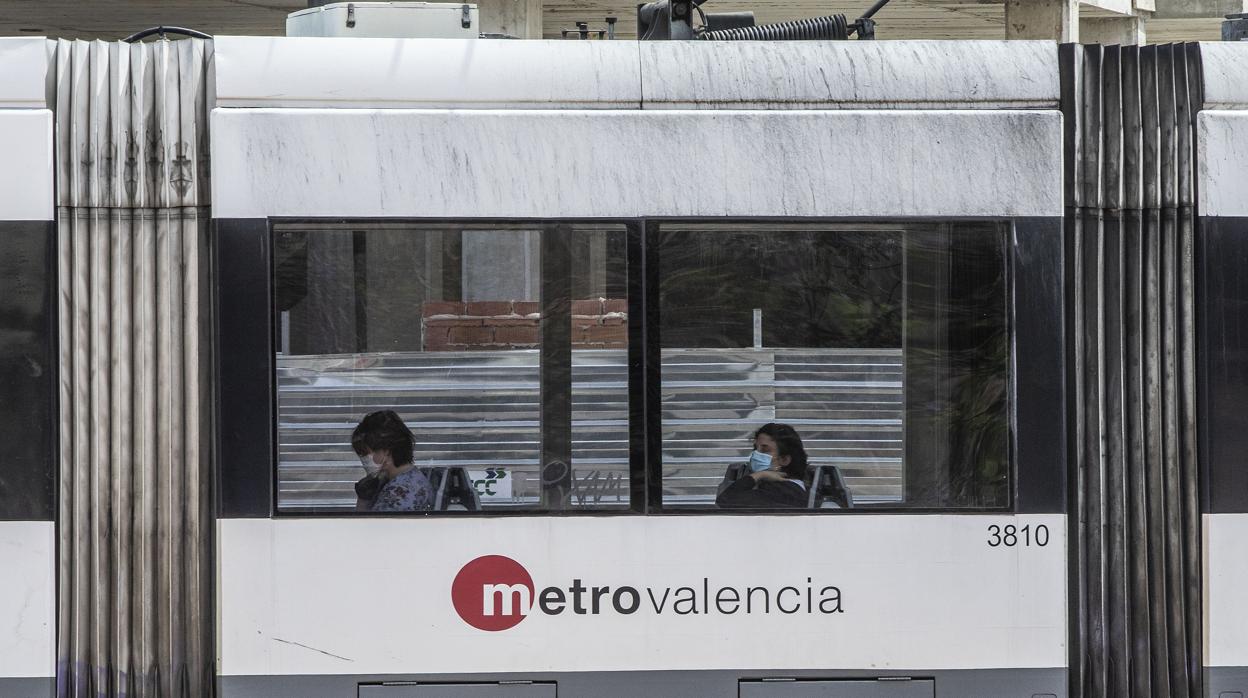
<box><xmin>753</xmin><ymin>422</ymin><xmax>808</xmax><ymax>480</ymax></box>
<box><xmin>351</xmin><ymin>410</ymin><xmax>415</xmax><ymax>466</ymax></box>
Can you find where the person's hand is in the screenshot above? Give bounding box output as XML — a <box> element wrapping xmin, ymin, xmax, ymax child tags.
<box><xmin>751</xmin><ymin>469</ymin><xmax>787</xmax><ymax>482</ymax></box>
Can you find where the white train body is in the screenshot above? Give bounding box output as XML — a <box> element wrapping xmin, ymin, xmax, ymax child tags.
<box><xmin>0</xmin><ymin>33</ymin><xmax>1245</xmax><ymax>698</ymax></box>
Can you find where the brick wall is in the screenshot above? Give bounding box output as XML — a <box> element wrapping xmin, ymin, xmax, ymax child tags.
<box><xmin>422</xmin><ymin>299</ymin><xmax>627</xmax><ymax>351</ymax></box>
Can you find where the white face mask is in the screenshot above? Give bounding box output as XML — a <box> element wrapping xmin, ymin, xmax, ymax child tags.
<box><xmin>359</xmin><ymin>454</ymin><xmax>381</xmax><ymax>476</ymax></box>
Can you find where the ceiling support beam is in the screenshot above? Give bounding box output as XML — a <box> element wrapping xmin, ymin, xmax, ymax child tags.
<box><xmin>1006</xmin><ymin>0</ymin><xmax>1079</xmax><ymax>40</ymax></box>
<box><xmin>1082</xmin><ymin>14</ymin><xmax>1147</xmax><ymax>43</ymax></box>
<box><xmin>1151</xmin><ymin>0</ymin><xmax>1246</xmax><ymax>19</ymax></box>
<box><xmin>1079</xmin><ymin>0</ymin><xmax>1135</xmax><ymax>15</ymax></box>
<box><xmin>477</xmin><ymin>0</ymin><xmax>543</xmax><ymax>37</ymax></box>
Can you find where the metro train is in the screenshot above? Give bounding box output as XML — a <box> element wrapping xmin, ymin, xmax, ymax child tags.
<box><xmin>0</xmin><ymin>26</ymin><xmax>1246</xmax><ymax>698</ymax></box>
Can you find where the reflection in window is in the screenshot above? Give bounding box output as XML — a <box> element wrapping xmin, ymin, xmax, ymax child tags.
<box><xmin>273</xmin><ymin>223</ymin><xmax>628</xmax><ymax>512</ymax></box>
<box><xmin>658</xmin><ymin>223</ymin><xmax>1008</xmax><ymax>509</ymax></box>
<box><xmin>569</xmin><ymin>227</ymin><xmax>630</xmax><ymax>509</ymax></box>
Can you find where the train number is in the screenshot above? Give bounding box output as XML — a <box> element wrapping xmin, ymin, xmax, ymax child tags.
<box><xmin>987</xmin><ymin>524</ymin><xmax>1049</xmax><ymax>548</ymax></box>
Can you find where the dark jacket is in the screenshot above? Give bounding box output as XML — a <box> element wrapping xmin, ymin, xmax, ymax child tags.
<box><xmin>716</xmin><ymin>474</ymin><xmax>808</xmax><ymax>509</ymax></box>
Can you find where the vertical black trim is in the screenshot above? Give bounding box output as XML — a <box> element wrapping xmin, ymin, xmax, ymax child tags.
<box><xmin>1012</xmin><ymin>218</ymin><xmax>1066</xmax><ymax>514</ymax></box>
<box><xmin>1200</xmin><ymin>216</ymin><xmax>1248</xmax><ymax>513</ymax></box>
<box><xmin>643</xmin><ymin>221</ymin><xmax>663</xmax><ymax>513</ymax></box>
<box><xmin>352</xmin><ymin>230</ymin><xmax>368</xmax><ymax>352</ymax></box>
<box><xmin>214</xmin><ymin>218</ymin><xmax>274</xmax><ymax>517</ymax></box>
<box><xmin>1058</xmin><ymin>38</ymin><xmax>1087</xmax><ymax>696</ymax></box>
<box><xmin>441</xmin><ymin>230</ymin><xmax>463</xmax><ymax>301</ymax></box>
<box><xmin>0</xmin><ymin>220</ymin><xmax>57</xmax><ymax>521</ymax></box>
<box><xmin>626</xmin><ymin>223</ymin><xmax>647</xmax><ymax>514</ymax></box>
<box><xmin>539</xmin><ymin>224</ymin><xmax>572</xmax><ymax>510</ymax></box>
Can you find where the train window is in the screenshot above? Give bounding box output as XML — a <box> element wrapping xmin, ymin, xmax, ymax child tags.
<box><xmin>272</xmin><ymin>222</ymin><xmax>630</xmax><ymax>513</ymax></box>
<box><xmin>657</xmin><ymin>222</ymin><xmax>1009</xmax><ymax>510</ymax></box>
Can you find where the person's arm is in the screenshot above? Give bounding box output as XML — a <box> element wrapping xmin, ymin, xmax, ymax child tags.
<box><xmin>717</xmin><ymin>464</ymin><xmax>746</xmax><ymax>497</ymax></box>
<box><xmin>717</xmin><ymin>473</ymin><xmax>804</xmax><ymax>509</ymax></box>
<box><xmin>354</xmin><ymin>472</ymin><xmax>383</xmax><ymax>511</ymax></box>
<box><xmin>718</xmin><ymin>472</ymin><xmax>789</xmax><ymax>508</ymax></box>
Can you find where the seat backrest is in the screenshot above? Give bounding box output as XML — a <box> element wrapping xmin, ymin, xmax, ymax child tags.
<box><xmin>441</xmin><ymin>466</ymin><xmax>483</xmax><ymax>511</ymax></box>
<box><xmin>419</xmin><ymin>466</ymin><xmax>448</xmax><ymax>509</ymax></box>
<box><xmin>807</xmin><ymin>464</ymin><xmax>853</xmax><ymax>509</ymax></box>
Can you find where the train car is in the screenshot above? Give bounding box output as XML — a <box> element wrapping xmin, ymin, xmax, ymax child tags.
<box><xmin>0</xmin><ymin>21</ymin><xmax>1245</xmax><ymax>698</ymax></box>
<box><xmin>211</xmin><ymin>36</ymin><xmax>1067</xmax><ymax>697</ymax></box>
<box><xmin>0</xmin><ymin>34</ymin><xmax>57</xmax><ymax>698</ymax></box>
<box><xmin>1196</xmin><ymin>41</ymin><xmax>1248</xmax><ymax>698</ymax></box>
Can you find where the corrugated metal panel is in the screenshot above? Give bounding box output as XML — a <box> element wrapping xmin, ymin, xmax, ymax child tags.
<box><xmin>54</xmin><ymin>38</ymin><xmax>213</xmax><ymax>698</ymax></box>
<box><xmin>276</xmin><ymin>348</ymin><xmax>902</xmax><ymax>509</ymax></box>
<box><xmin>1061</xmin><ymin>41</ymin><xmax>1201</xmax><ymax>698</ymax></box>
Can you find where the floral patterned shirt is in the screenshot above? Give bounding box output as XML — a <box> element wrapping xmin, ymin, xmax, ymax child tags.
<box><xmin>370</xmin><ymin>468</ymin><xmax>434</xmax><ymax>512</ymax></box>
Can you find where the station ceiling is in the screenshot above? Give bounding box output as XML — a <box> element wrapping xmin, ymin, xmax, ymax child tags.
<box><xmin>0</xmin><ymin>0</ymin><xmax>1227</xmax><ymax>42</ymax></box>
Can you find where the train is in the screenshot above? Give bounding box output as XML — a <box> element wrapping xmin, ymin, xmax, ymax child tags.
<box><xmin>0</xmin><ymin>25</ymin><xmax>1246</xmax><ymax>698</ymax></box>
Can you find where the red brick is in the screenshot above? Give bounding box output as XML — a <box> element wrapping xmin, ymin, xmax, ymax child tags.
<box><xmin>422</xmin><ymin>301</ymin><xmax>464</xmax><ymax>317</ymax></box>
<box><xmin>465</xmin><ymin>301</ymin><xmax>513</xmax><ymax>317</ymax></box>
<box><xmin>603</xmin><ymin>299</ymin><xmax>628</xmax><ymax>313</ymax></box>
<box><xmin>494</xmin><ymin>326</ymin><xmax>540</xmax><ymax>345</ymax></box>
<box><xmin>424</xmin><ymin>317</ymin><xmax>484</xmax><ymax>328</ymax></box>
<box><xmin>483</xmin><ymin>317</ymin><xmax>539</xmax><ymax>327</ymax></box>
<box><xmin>512</xmin><ymin>301</ymin><xmax>540</xmax><ymax>315</ymax></box>
<box><xmin>449</xmin><ymin>326</ymin><xmax>493</xmax><ymax>345</ymax></box>
<box><xmin>583</xmin><ymin>324</ymin><xmax>626</xmax><ymax>344</ymax></box>
<box><xmin>572</xmin><ymin>299</ymin><xmax>602</xmax><ymax>316</ymax></box>
<box><xmin>423</xmin><ymin>327</ymin><xmax>450</xmax><ymax>351</ymax></box>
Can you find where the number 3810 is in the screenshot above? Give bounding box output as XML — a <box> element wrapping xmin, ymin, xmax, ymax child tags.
<box><xmin>987</xmin><ymin>523</ymin><xmax>1049</xmax><ymax>547</ymax></box>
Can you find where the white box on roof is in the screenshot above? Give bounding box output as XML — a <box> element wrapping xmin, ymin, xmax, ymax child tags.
<box><xmin>287</xmin><ymin>1</ymin><xmax>479</xmax><ymax>39</ymax></box>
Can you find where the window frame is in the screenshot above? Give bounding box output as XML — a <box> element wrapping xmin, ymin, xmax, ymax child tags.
<box><xmin>213</xmin><ymin>215</ymin><xmax>1064</xmax><ymax>520</ymax></box>
<box><xmin>644</xmin><ymin>218</ymin><xmax>1020</xmax><ymax>515</ymax></box>
<box><xmin>265</xmin><ymin>218</ymin><xmax>645</xmax><ymax>517</ymax></box>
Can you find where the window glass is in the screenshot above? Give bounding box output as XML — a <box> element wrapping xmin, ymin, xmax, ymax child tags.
<box><xmin>657</xmin><ymin>223</ymin><xmax>1009</xmax><ymax>510</ymax></box>
<box><xmin>569</xmin><ymin>227</ymin><xmax>630</xmax><ymax>509</ymax></box>
<box><xmin>273</xmin><ymin>222</ymin><xmax>630</xmax><ymax>513</ymax></box>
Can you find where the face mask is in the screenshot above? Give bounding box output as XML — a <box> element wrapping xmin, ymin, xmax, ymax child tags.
<box><xmin>359</xmin><ymin>454</ymin><xmax>380</xmax><ymax>476</ymax></box>
<box><xmin>748</xmin><ymin>451</ymin><xmax>773</xmax><ymax>473</ymax></box>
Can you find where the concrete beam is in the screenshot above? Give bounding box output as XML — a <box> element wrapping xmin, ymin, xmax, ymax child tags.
<box><xmin>1082</xmin><ymin>14</ymin><xmax>1147</xmax><ymax>42</ymax></box>
<box><xmin>1079</xmin><ymin>0</ymin><xmax>1136</xmax><ymax>16</ymax></box>
<box><xmin>1006</xmin><ymin>0</ymin><xmax>1080</xmax><ymax>40</ymax></box>
<box><xmin>1151</xmin><ymin>0</ymin><xmax>1246</xmax><ymax>19</ymax></box>
<box><xmin>477</xmin><ymin>0</ymin><xmax>543</xmax><ymax>38</ymax></box>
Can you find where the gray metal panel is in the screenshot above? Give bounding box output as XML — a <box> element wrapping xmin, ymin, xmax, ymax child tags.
<box><xmin>739</xmin><ymin>679</ymin><xmax>933</xmax><ymax>697</ymax></box>
<box><xmin>359</xmin><ymin>683</ymin><xmax>556</xmax><ymax>698</ymax></box>
<box><xmin>0</xmin><ymin>677</ymin><xmax>53</xmax><ymax>698</ymax></box>
<box><xmin>1208</xmin><ymin>666</ymin><xmax>1248</xmax><ymax>697</ymax></box>
<box><xmin>218</xmin><ymin>669</ymin><xmax>1067</xmax><ymax>698</ymax></box>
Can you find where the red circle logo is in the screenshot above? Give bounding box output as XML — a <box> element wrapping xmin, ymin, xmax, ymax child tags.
<box><xmin>451</xmin><ymin>555</ymin><xmax>535</xmax><ymax>631</ymax></box>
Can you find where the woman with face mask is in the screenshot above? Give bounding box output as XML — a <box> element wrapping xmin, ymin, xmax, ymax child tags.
<box><xmin>351</xmin><ymin>410</ymin><xmax>434</xmax><ymax>512</ymax></box>
<box><xmin>715</xmin><ymin>422</ymin><xmax>809</xmax><ymax>509</ymax></box>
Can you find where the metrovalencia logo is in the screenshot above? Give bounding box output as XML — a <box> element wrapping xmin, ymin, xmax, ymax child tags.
<box><xmin>450</xmin><ymin>554</ymin><xmax>844</xmax><ymax>632</ymax></box>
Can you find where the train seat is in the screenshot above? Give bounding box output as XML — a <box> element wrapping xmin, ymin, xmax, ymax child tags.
<box><xmin>717</xmin><ymin>462</ymin><xmax>853</xmax><ymax>509</ymax></box>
